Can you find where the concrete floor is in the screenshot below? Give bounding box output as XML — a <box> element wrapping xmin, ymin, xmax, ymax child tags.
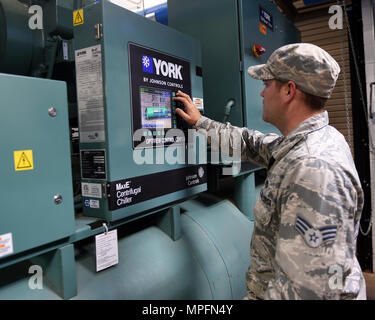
<box><xmin>364</xmin><ymin>272</ymin><xmax>375</xmax><ymax>300</ymax></box>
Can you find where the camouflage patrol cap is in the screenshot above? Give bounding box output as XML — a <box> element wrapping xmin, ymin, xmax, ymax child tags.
<box><xmin>247</xmin><ymin>43</ymin><xmax>340</xmax><ymax>98</ymax></box>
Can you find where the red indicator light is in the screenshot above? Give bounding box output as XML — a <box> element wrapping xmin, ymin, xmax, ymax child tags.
<box><xmin>253</xmin><ymin>44</ymin><xmax>266</xmax><ymax>58</ymax></box>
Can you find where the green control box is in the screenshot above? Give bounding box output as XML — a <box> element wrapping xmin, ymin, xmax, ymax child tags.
<box><xmin>74</xmin><ymin>1</ymin><xmax>207</xmax><ymax>222</ymax></box>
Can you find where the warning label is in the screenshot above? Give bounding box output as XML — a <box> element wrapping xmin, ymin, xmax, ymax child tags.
<box><xmin>14</xmin><ymin>150</ymin><xmax>34</xmax><ymax>171</ymax></box>
<box><xmin>260</xmin><ymin>22</ymin><xmax>267</xmax><ymax>35</ymax></box>
<box><xmin>193</xmin><ymin>97</ymin><xmax>204</xmax><ymax>111</ymax></box>
<box><xmin>0</xmin><ymin>233</ymin><xmax>13</xmax><ymax>258</ymax></box>
<box><xmin>73</xmin><ymin>9</ymin><xmax>84</xmax><ymax>26</ymax></box>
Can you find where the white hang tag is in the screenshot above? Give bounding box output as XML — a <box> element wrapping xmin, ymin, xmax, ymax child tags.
<box><xmin>95</xmin><ymin>226</ymin><xmax>119</xmax><ymax>272</ymax></box>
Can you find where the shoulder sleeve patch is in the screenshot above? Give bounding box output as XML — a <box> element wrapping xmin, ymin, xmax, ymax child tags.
<box><xmin>295</xmin><ymin>216</ymin><xmax>338</xmax><ymax>248</ymax></box>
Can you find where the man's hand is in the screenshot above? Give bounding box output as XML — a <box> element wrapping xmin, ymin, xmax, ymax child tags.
<box><xmin>174</xmin><ymin>90</ymin><xmax>201</xmax><ymax>126</ymax></box>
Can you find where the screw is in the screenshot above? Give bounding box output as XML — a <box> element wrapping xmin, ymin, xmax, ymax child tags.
<box><xmin>54</xmin><ymin>194</ymin><xmax>63</xmax><ymax>205</ymax></box>
<box><xmin>48</xmin><ymin>107</ymin><xmax>57</xmax><ymax>117</ymax></box>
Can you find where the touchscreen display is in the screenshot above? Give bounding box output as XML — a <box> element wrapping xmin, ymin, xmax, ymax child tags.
<box><xmin>140</xmin><ymin>87</ymin><xmax>172</xmax><ymax>129</ymax></box>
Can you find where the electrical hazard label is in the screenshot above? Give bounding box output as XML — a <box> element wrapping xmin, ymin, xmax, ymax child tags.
<box><xmin>14</xmin><ymin>150</ymin><xmax>34</xmax><ymax>171</ymax></box>
<box><xmin>73</xmin><ymin>9</ymin><xmax>84</xmax><ymax>26</ymax></box>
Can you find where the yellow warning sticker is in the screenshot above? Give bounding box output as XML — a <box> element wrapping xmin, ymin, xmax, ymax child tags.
<box><xmin>73</xmin><ymin>9</ymin><xmax>84</xmax><ymax>26</ymax></box>
<box><xmin>14</xmin><ymin>150</ymin><xmax>34</xmax><ymax>171</ymax></box>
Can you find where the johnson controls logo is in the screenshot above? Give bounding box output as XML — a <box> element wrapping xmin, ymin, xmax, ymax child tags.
<box><xmin>142</xmin><ymin>55</ymin><xmax>183</xmax><ymax>80</ymax></box>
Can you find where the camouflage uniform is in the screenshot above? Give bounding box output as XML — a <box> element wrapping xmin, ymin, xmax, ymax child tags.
<box><xmin>194</xmin><ymin>43</ymin><xmax>366</xmax><ymax>299</ymax></box>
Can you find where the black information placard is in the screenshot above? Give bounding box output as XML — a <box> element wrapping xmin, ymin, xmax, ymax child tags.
<box><xmin>81</xmin><ymin>150</ymin><xmax>107</xmax><ymax>180</ymax></box>
<box><xmin>128</xmin><ymin>42</ymin><xmax>192</xmax><ymax>149</ymax></box>
<box><xmin>108</xmin><ymin>165</ymin><xmax>207</xmax><ymax>211</ymax></box>
<box><xmin>259</xmin><ymin>6</ymin><xmax>273</xmax><ymax>31</ymax></box>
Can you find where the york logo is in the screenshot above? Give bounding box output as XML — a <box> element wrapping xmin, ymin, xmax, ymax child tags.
<box><xmin>142</xmin><ymin>56</ymin><xmax>153</xmax><ymax>74</ymax></box>
<box><xmin>142</xmin><ymin>55</ymin><xmax>183</xmax><ymax>80</ymax></box>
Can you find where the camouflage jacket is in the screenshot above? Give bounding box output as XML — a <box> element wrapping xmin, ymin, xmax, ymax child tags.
<box><xmin>195</xmin><ymin>111</ymin><xmax>366</xmax><ymax>300</ymax></box>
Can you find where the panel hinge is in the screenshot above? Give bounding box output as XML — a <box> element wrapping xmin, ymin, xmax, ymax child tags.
<box><xmin>95</xmin><ymin>24</ymin><xmax>103</xmax><ymax>40</ymax></box>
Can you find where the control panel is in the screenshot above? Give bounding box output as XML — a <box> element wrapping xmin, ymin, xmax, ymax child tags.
<box><xmin>129</xmin><ymin>43</ymin><xmax>192</xmax><ymax>149</ymax></box>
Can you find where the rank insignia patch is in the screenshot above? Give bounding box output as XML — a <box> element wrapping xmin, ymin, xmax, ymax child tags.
<box><xmin>295</xmin><ymin>216</ymin><xmax>337</xmax><ymax>248</ymax></box>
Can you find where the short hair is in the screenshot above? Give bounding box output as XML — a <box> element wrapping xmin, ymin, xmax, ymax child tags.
<box><xmin>275</xmin><ymin>79</ymin><xmax>328</xmax><ymax>111</ymax></box>
<box><xmin>301</xmin><ymin>91</ymin><xmax>328</xmax><ymax>111</ymax></box>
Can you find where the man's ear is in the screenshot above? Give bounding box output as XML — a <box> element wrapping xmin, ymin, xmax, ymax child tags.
<box><xmin>284</xmin><ymin>81</ymin><xmax>297</xmax><ymax>102</ymax></box>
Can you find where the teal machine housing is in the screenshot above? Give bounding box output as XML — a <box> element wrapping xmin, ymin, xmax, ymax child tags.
<box><xmin>0</xmin><ymin>0</ymin><xmax>255</xmax><ymax>300</ymax></box>
<box><xmin>168</xmin><ymin>0</ymin><xmax>301</xmax><ymax>219</ymax></box>
<box><xmin>168</xmin><ymin>0</ymin><xmax>300</xmax><ymax>130</ymax></box>
<box><xmin>0</xmin><ymin>74</ymin><xmax>74</xmax><ymax>257</ymax></box>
